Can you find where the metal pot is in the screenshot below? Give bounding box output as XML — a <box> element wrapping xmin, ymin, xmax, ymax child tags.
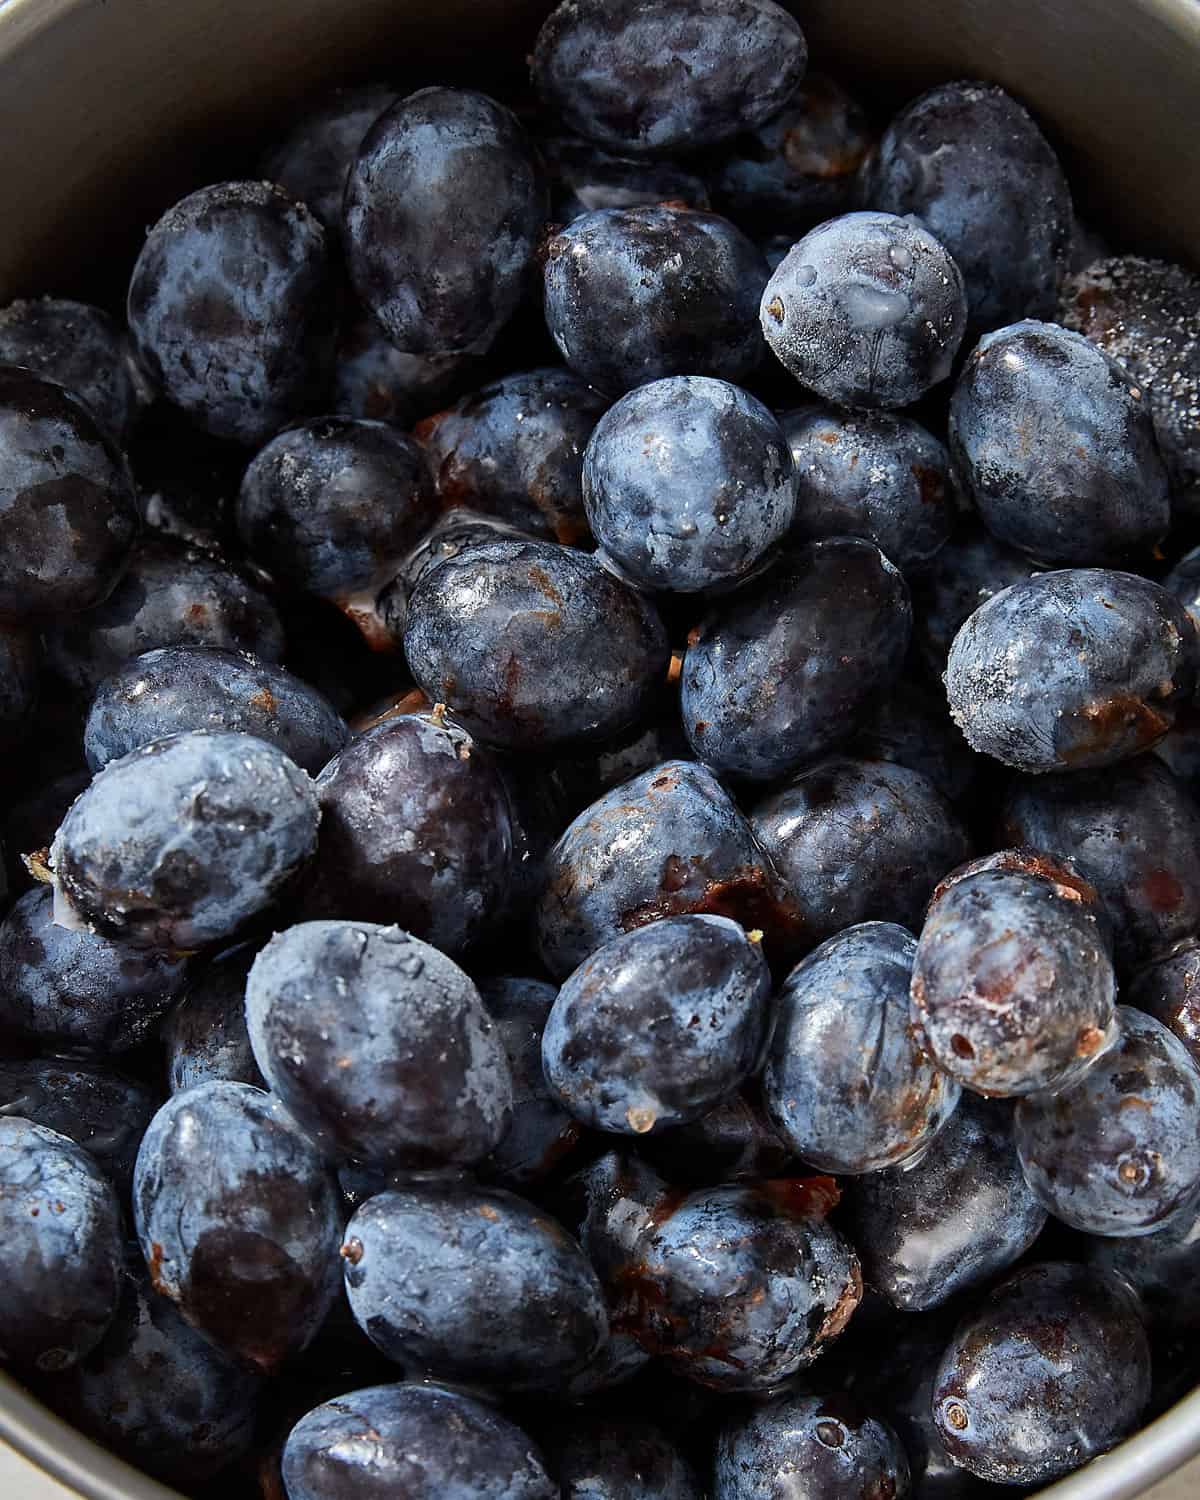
<box><xmin>0</xmin><ymin>0</ymin><xmax>1197</xmax><ymax>1495</ymax></box>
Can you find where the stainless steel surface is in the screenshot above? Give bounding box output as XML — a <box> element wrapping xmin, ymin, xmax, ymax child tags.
<box><xmin>0</xmin><ymin>0</ymin><xmax>1197</xmax><ymax>1495</ymax></box>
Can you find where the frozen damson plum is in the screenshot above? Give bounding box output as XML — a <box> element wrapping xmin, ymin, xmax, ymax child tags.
<box><xmin>0</xmin><ymin>297</ymin><xmax>143</xmax><ymax>439</ymax></box>
<box><xmin>911</xmin><ymin>523</ymin><xmax>1040</xmax><ymax>675</ymax></box>
<box><xmin>536</xmin><ymin>759</ymin><xmax>797</xmax><ymax>978</ymax></box>
<box><xmin>709</xmin><ymin>75</ymin><xmax>873</xmax><ymax>236</ymax></box>
<box><xmin>911</xmin><ymin>850</ymin><xmax>1117</xmax><ymax>1096</ymax></box>
<box><xmin>282</xmin><ymin>1383</ymin><xmax>556</xmax><ymax>1500</ymax></box>
<box><xmin>247</xmin><ymin>921</ymin><xmax>512</xmax><ymax>1167</ymax></box>
<box><xmin>945</xmin><ymin>569</ymin><xmax>1195</xmax><ymax>772</ymax></box>
<box><xmin>582</xmin><ymin>376</ymin><xmax>795</xmax><ymax>592</ymax></box>
<box><xmin>163</xmin><ymin>943</ymin><xmax>264</xmax><ymax>1092</ymax></box>
<box><xmin>715</xmin><ymin>1393</ymin><xmax>911</xmax><ymax>1500</ymax></box>
<box><xmin>1060</xmin><ymin>256</ymin><xmax>1200</xmax><ymax>504</ymax></box>
<box><xmin>416</xmin><ymin>367</ymin><xmax>608</xmax><ymax>545</ymax></box>
<box><xmin>0</xmin><ymin>886</ymin><xmax>186</xmax><ymax>1053</ymax></box>
<box><xmin>848</xmin><ymin>685</ymin><xmax>982</xmax><ymax>808</ymax></box>
<box><xmin>542</xmin><ymin>915</ymin><xmax>771</xmax><ymax>1135</ymax></box>
<box><xmin>127</xmin><ymin>181</ymin><xmax>334</xmax><ymax>446</ymax></box>
<box><xmin>341</xmin><ymin>1181</ymin><xmax>606</xmax><ymax>1388</ymax></box>
<box><xmin>403</xmin><ymin>539</ymin><xmax>669</xmax><ymax>749</ymax></box>
<box><xmin>617</xmin><ymin>1180</ymin><xmax>860</xmax><ymax>1390</ymax></box>
<box><xmin>344</xmin><ymin>88</ymin><xmax>545</xmax><ymax>356</ymax></box>
<box><xmin>763</xmin><ymin>923</ymin><xmax>960</xmax><ymax>1174</ymax></box>
<box><xmin>0</xmin><ymin>1057</ymin><xmax>157</xmax><ymax>1201</ymax></box>
<box><xmin>760</xmin><ymin>212</ymin><xmax>966</xmax><ymax>408</ymax></box>
<box><xmin>683</xmin><ymin>538</ymin><xmax>911</xmax><ymax>782</ymax></box>
<box><xmin>1127</xmin><ymin>941</ymin><xmax>1200</xmax><ymax>1064</ymax></box>
<box><xmin>0</xmin><ymin>366</ymin><xmax>138</xmax><ymax>619</ymax></box>
<box><xmin>531</xmin><ymin>0</ymin><xmax>807</xmax><ymax>155</ymax></box>
<box><xmin>310</xmin><ymin>712</ymin><xmax>512</xmax><ymax>956</ymax></box>
<box><xmin>1015</xmin><ymin>1006</ymin><xmax>1200</xmax><ymax>1235</ymax></box>
<box><xmin>133</xmin><ymin>1081</ymin><xmax>340</xmax><ymax>1370</ymax></box>
<box><xmin>44</xmin><ymin>536</ymin><xmax>286</xmax><ymax>695</ymax></box>
<box><xmin>236</xmin><ymin>416</ymin><xmax>433</xmax><ymax>644</ymax></box>
<box><xmin>51</xmin><ymin>730</ymin><xmax>319</xmax><ymax>952</ymax></box>
<box><xmin>783</xmin><ymin>406</ymin><xmax>954</xmax><ymax>573</ymax></box>
<box><xmin>1165</xmin><ymin>543</ymin><xmax>1200</xmax><ymax>633</ymax></box>
<box><xmin>539</xmin><ymin>134</ymin><xmax>711</xmax><ymax>223</ymax></box>
<box><xmin>1003</xmin><ymin>758</ymin><xmax>1200</xmax><ymax>971</ymax></box>
<box><xmin>0</xmin><ymin>1118</ymin><xmax>123</xmax><ymax>1373</ymax></box>
<box><xmin>949</xmin><ymin>321</ymin><xmax>1169</xmax><ymax>564</ymax></box>
<box><xmin>259</xmin><ymin>84</ymin><xmax>399</xmax><ymax>237</ymax></box>
<box><xmin>478</xmin><ymin>976</ymin><xmax>581</xmax><ymax>1187</ymax></box>
<box><xmin>84</xmin><ymin>646</ymin><xmax>347</xmax><ymax>774</ymax></box>
<box><xmin>543</xmin><ymin>206</ymin><xmax>768</xmax><ymax>395</ymax></box>
<box><xmin>1084</xmin><ymin>1195</ymin><xmax>1200</xmax><ymax>1367</ymax></box>
<box><xmin>932</xmin><ymin>1262</ymin><xmax>1150</xmax><ymax>1485</ymax></box>
<box><xmin>749</xmin><ymin>758</ymin><xmax>970</xmax><ymax>947</ymax></box>
<box><xmin>868</xmin><ymin>81</ymin><xmax>1073</xmax><ymax>335</ymax></box>
<box><xmin>55</xmin><ymin>1257</ymin><xmax>260</xmax><ymax>1486</ymax></box>
<box><xmin>554</xmin><ymin>1417</ymin><xmax>701</xmax><ymax>1500</ymax></box>
<box><xmin>847</xmin><ymin>1094</ymin><xmax>1047</xmax><ymax>1311</ymax></box>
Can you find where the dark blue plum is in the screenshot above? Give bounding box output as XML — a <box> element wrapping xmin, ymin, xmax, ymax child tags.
<box><xmin>0</xmin><ymin>297</ymin><xmax>145</xmax><ymax>440</ymax></box>
<box><xmin>84</xmin><ymin>645</ymin><xmax>347</xmax><ymax>774</ymax></box>
<box><xmin>246</xmin><ymin>920</ymin><xmax>512</xmax><ymax>1167</ymax></box>
<box><xmin>307</xmin><ymin>712</ymin><xmax>513</xmax><ymax>956</ymax></box>
<box><xmin>760</xmin><ymin>212</ymin><xmax>967</xmax><ymax>409</ymax></box>
<box><xmin>867</xmin><ymin>81</ymin><xmax>1073</xmax><ymax>336</ymax></box>
<box><xmin>749</xmin><ymin>758</ymin><xmax>970</xmax><ymax>947</ymax></box>
<box><xmin>615</xmin><ymin>1180</ymin><xmax>861</xmax><ymax>1390</ymax></box>
<box><xmin>344</xmin><ymin>88</ymin><xmax>546</xmax><ymax>357</ymax></box>
<box><xmin>478</xmin><ymin>976</ymin><xmax>582</xmax><ymax>1187</ymax></box>
<box><xmin>163</xmin><ymin>943</ymin><xmax>264</xmax><ymax>1092</ymax></box>
<box><xmin>281</xmin><ymin>1382</ymin><xmax>557</xmax><ymax>1500</ymax></box>
<box><xmin>782</xmin><ymin>405</ymin><xmax>954</xmax><ymax>573</ymax></box>
<box><xmin>402</xmin><ymin>539</ymin><xmax>669</xmax><ymax>750</ymax></box>
<box><xmin>763</xmin><ymin>922</ymin><xmax>960</xmax><ymax>1174</ymax></box>
<box><xmin>53</xmin><ymin>1255</ymin><xmax>261</xmax><ymax>1485</ymax></box>
<box><xmin>259</xmin><ymin>84</ymin><xmax>399</xmax><ymax>238</ymax></box>
<box><xmin>236</xmin><ymin>415</ymin><xmax>433</xmax><ymax>645</ymax></box>
<box><xmin>416</xmin><ymin>367</ymin><xmax>609</xmax><ymax>545</ymax></box>
<box><xmin>1060</xmin><ymin>255</ymin><xmax>1200</xmax><ymax>504</ymax></box>
<box><xmin>531</xmin><ymin>0</ymin><xmax>807</xmax><ymax>155</ymax></box>
<box><xmin>540</xmin><ymin>134</ymin><xmax>711</xmax><ymax>223</ymax></box>
<box><xmin>1015</xmin><ymin>1006</ymin><xmax>1200</xmax><ymax>1236</ymax></box>
<box><xmin>43</xmin><ymin>535</ymin><xmax>285</xmax><ymax>695</ymax></box>
<box><xmin>0</xmin><ymin>365</ymin><xmax>138</xmax><ymax>620</ymax></box>
<box><xmin>910</xmin><ymin>523</ymin><xmax>1041</xmax><ymax>677</ymax></box>
<box><xmin>127</xmin><ymin>181</ymin><xmax>335</xmax><ymax>446</ymax></box>
<box><xmin>639</xmin><ymin>1090</ymin><xmax>791</xmax><ymax>1186</ymax></box>
<box><xmin>945</xmin><ymin>569</ymin><xmax>1196</xmax><ymax>772</ymax></box>
<box><xmin>0</xmin><ymin>1117</ymin><xmax>123</xmax><ymax>1372</ymax></box>
<box><xmin>582</xmin><ymin>376</ymin><xmax>795</xmax><ymax>592</ymax></box>
<box><xmin>132</xmin><ymin>1080</ymin><xmax>340</xmax><ymax>1371</ymax></box>
<box><xmin>1001</xmin><ymin>758</ymin><xmax>1200</xmax><ymax>972</ymax></box>
<box><xmin>341</xmin><ymin>1180</ymin><xmax>607</xmax><ymax>1389</ymax></box>
<box><xmin>848</xmin><ymin>685</ymin><xmax>982</xmax><ymax>809</ymax></box>
<box><xmin>715</xmin><ymin>1392</ymin><xmax>911</xmax><ymax>1500</ymax></box>
<box><xmin>911</xmin><ymin>849</ymin><xmax>1117</xmax><ymax>1097</ymax></box>
<box><xmin>553</xmin><ymin>1417</ymin><xmax>701</xmax><ymax>1500</ymax></box>
<box><xmin>543</xmin><ymin>914</ymin><xmax>771</xmax><ymax>1136</ymax></box>
<box><xmin>708</xmin><ymin>75</ymin><xmax>874</xmax><ymax>236</ymax></box>
<box><xmin>1127</xmin><ymin>941</ymin><xmax>1200</xmax><ymax>1066</ymax></box>
<box><xmin>847</xmin><ymin>1094</ymin><xmax>1047</xmax><ymax>1311</ymax></box>
<box><xmin>1165</xmin><ymin>542</ymin><xmax>1200</xmax><ymax>634</ymax></box>
<box><xmin>949</xmin><ymin>321</ymin><xmax>1170</xmax><ymax>564</ymax></box>
<box><xmin>535</xmin><ymin>759</ymin><xmax>798</xmax><ymax>978</ymax></box>
<box><xmin>543</xmin><ymin>205</ymin><xmax>768</xmax><ymax>396</ymax></box>
<box><xmin>0</xmin><ymin>1057</ymin><xmax>157</xmax><ymax>1201</ymax></box>
<box><xmin>0</xmin><ymin>886</ymin><xmax>186</xmax><ymax>1053</ymax></box>
<box><xmin>0</xmin><ymin>622</ymin><xmax>38</xmax><ymax>752</ymax></box>
<box><xmin>682</xmin><ymin>538</ymin><xmax>912</xmax><ymax>782</ymax></box>
<box><xmin>51</xmin><ymin>730</ymin><xmax>319</xmax><ymax>952</ymax></box>
<box><xmin>931</xmin><ymin>1262</ymin><xmax>1150</xmax><ymax>1485</ymax></box>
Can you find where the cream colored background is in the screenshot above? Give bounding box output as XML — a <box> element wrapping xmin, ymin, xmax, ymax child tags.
<box><xmin>2</xmin><ymin>1436</ymin><xmax>1199</xmax><ymax>1498</ymax></box>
